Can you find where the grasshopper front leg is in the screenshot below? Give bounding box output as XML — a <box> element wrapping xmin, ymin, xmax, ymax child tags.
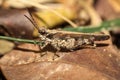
<box><xmin>38</xmin><ymin>40</ymin><xmax>50</xmax><ymax>56</ymax></box>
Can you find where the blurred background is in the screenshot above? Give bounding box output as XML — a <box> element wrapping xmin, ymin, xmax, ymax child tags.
<box><xmin>0</xmin><ymin>0</ymin><xmax>120</xmax><ymax>80</ymax></box>
<box><xmin>0</xmin><ymin>0</ymin><xmax>120</xmax><ymax>47</ymax></box>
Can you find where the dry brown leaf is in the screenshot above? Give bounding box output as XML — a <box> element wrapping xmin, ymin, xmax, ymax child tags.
<box><xmin>0</xmin><ymin>9</ymin><xmax>34</xmax><ymax>38</ymax></box>
<box><xmin>0</xmin><ymin>43</ymin><xmax>60</xmax><ymax>66</ymax></box>
<box><xmin>1</xmin><ymin>62</ymin><xmax>114</xmax><ymax>80</ymax></box>
<box><xmin>0</xmin><ymin>39</ymin><xmax>120</xmax><ymax>80</ymax></box>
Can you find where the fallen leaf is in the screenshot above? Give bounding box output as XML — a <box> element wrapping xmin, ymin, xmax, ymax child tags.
<box><xmin>0</xmin><ymin>40</ymin><xmax>120</xmax><ymax>80</ymax></box>
<box><xmin>0</xmin><ymin>9</ymin><xmax>34</xmax><ymax>38</ymax></box>
<box><xmin>60</xmin><ymin>45</ymin><xmax>120</xmax><ymax>80</ymax></box>
<box><xmin>1</xmin><ymin>62</ymin><xmax>114</xmax><ymax>80</ymax></box>
<box><xmin>0</xmin><ymin>40</ymin><xmax>14</xmax><ymax>55</ymax></box>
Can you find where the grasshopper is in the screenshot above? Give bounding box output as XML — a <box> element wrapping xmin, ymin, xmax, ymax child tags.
<box><xmin>25</xmin><ymin>11</ymin><xmax>110</xmax><ymax>58</ymax></box>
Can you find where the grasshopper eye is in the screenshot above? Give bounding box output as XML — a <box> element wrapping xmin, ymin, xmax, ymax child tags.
<box><xmin>39</xmin><ymin>28</ymin><xmax>48</xmax><ymax>35</ymax></box>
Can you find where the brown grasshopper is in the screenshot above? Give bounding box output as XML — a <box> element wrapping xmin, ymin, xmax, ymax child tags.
<box><xmin>25</xmin><ymin>12</ymin><xmax>110</xmax><ymax>58</ymax></box>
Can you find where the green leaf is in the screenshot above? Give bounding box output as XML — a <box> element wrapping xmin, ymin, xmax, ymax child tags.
<box><xmin>0</xmin><ymin>36</ymin><xmax>42</xmax><ymax>46</ymax></box>
<box><xmin>63</xmin><ymin>18</ymin><xmax>120</xmax><ymax>33</ymax></box>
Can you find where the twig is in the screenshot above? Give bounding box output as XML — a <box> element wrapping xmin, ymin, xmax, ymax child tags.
<box><xmin>0</xmin><ymin>36</ymin><xmax>42</xmax><ymax>45</ymax></box>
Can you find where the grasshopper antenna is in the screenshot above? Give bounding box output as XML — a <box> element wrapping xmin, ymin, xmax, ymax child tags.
<box><xmin>24</xmin><ymin>15</ymin><xmax>47</xmax><ymax>35</ymax></box>
<box><xmin>24</xmin><ymin>15</ymin><xmax>40</xmax><ymax>32</ymax></box>
<box><xmin>24</xmin><ymin>9</ymin><xmax>48</xmax><ymax>35</ymax></box>
<box><xmin>25</xmin><ymin>8</ymin><xmax>44</xmax><ymax>33</ymax></box>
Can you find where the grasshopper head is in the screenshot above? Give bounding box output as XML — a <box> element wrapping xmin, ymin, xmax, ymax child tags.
<box><xmin>38</xmin><ymin>28</ymin><xmax>48</xmax><ymax>35</ymax></box>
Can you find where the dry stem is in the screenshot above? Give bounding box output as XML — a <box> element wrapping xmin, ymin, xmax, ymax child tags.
<box><xmin>19</xmin><ymin>0</ymin><xmax>77</xmax><ymax>28</ymax></box>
